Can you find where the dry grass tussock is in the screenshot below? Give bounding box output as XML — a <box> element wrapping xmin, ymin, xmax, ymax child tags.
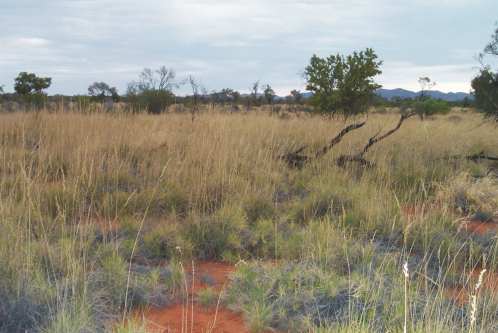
<box><xmin>0</xmin><ymin>107</ymin><xmax>497</xmax><ymax>332</ymax></box>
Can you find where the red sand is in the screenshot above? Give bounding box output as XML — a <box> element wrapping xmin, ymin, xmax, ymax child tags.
<box><xmin>187</xmin><ymin>261</ymin><xmax>236</xmax><ymax>293</ymax></box>
<box><xmin>134</xmin><ymin>261</ymin><xmax>256</xmax><ymax>333</ymax></box>
<box><xmin>462</xmin><ymin>219</ymin><xmax>498</xmax><ymax>236</ymax></box>
<box><xmin>401</xmin><ymin>205</ymin><xmax>498</xmax><ymax>305</ymax></box>
<box><xmin>448</xmin><ymin>217</ymin><xmax>498</xmax><ymax>304</ymax></box>
<box><xmin>139</xmin><ymin>304</ymin><xmax>247</xmax><ymax>333</ymax></box>
<box><xmin>445</xmin><ymin>287</ymin><xmax>468</xmax><ymax>305</ymax></box>
<box><xmin>445</xmin><ymin>270</ymin><xmax>498</xmax><ymax>305</ymax></box>
<box><xmin>471</xmin><ymin>270</ymin><xmax>498</xmax><ymax>291</ymax></box>
<box><xmin>401</xmin><ymin>203</ymin><xmax>498</xmax><ymax>237</ymax></box>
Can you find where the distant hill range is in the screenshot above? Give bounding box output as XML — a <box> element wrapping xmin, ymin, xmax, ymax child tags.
<box><xmin>285</xmin><ymin>89</ymin><xmax>472</xmax><ymax>102</ymax></box>
<box><xmin>235</xmin><ymin>89</ymin><xmax>472</xmax><ymax>102</ymax></box>
<box><xmin>375</xmin><ymin>88</ymin><xmax>473</xmax><ymax>102</ymax></box>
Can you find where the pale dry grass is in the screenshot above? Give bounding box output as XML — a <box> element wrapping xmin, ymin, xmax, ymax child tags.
<box><xmin>0</xmin><ymin>107</ymin><xmax>497</xmax><ymax>332</ymax></box>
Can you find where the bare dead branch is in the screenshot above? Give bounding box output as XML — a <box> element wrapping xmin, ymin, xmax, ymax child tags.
<box><xmin>291</xmin><ymin>145</ymin><xmax>308</xmax><ymax>155</ymax></box>
<box><xmin>447</xmin><ymin>151</ymin><xmax>498</xmax><ymax>162</ymax></box>
<box><xmin>467</xmin><ymin>152</ymin><xmax>498</xmax><ymax>162</ymax></box>
<box><xmin>335</xmin><ymin>112</ymin><xmax>416</xmax><ymax>169</ymax></box>
<box><xmin>358</xmin><ymin>112</ymin><xmax>416</xmax><ymax>158</ymax></box>
<box><xmin>314</xmin><ymin>121</ymin><xmax>367</xmax><ymax>159</ymax></box>
<box><xmin>279</xmin><ymin>120</ymin><xmax>367</xmax><ymax>168</ymax></box>
<box><xmin>336</xmin><ymin>154</ymin><xmax>375</xmax><ymax>168</ymax></box>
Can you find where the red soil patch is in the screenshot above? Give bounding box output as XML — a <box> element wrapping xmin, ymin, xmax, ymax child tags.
<box><xmin>138</xmin><ymin>304</ymin><xmax>247</xmax><ymax>333</ymax></box>
<box><xmin>187</xmin><ymin>261</ymin><xmax>236</xmax><ymax>294</ymax></box>
<box><xmin>446</xmin><ymin>215</ymin><xmax>498</xmax><ymax>305</ymax></box>
<box><xmin>134</xmin><ymin>261</ymin><xmax>257</xmax><ymax>333</ymax></box>
<box><xmin>445</xmin><ymin>287</ymin><xmax>467</xmax><ymax>305</ymax></box>
<box><xmin>471</xmin><ymin>270</ymin><xmax>498</xmax><ymax>291</ymax></box>
<box><xmin>461</xmin><ymin>219</ymin><xmax>498</xmax><ymax>236</ymax></box>
<box><xmin>445</xmin><ymin>270</ymin><xmax>498</xmax><ymax>305</ymax></box>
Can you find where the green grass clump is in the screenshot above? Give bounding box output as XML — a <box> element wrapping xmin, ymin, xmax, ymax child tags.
<box><xmin>197</xmin><ymin>287</ymin><xmax>218</xmax><ymax>308</ymax></box>
<box><xmin>112</xmin><ymin>319</ymin><xmax>148</xmax><ymax>333</ymax></box>
<box><xmin>227</xmin><ymin>261</ymin><xmax>352</xmax><ymax>332</ymax></box>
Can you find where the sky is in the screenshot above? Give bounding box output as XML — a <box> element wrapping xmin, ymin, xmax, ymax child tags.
<box><xmin>0</xmin><ymin>0</ymin><xmax>497</xmax><ymax>96</ymax></box>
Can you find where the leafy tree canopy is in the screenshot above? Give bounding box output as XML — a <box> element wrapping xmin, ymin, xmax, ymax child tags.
<box><xmin>127</xmin><ymin>67</ymin><xmax>178</xmax><ymax>114</ymax></box>
<box><xmin>414</xmin><ymin>98</ymin><xmax>451</xmax><ymax>117</ymax></box>
<box><xmin>471</xmin><ymin>69</ymin><xmax>498</xmax><ymax>121</ymax></box>
<box><xmin>472</xmin><ymin>23</ymin><xmax>498</xmax><ymax>121</ymax></box>
<box><xmin>263</xmin><ymin>84</ymin><xmax>276</xmax><ymax>104</ymax></box>
<box><xmin>483</xmin><ymin>24</ymin><xmax>498</xmax><ymax>57</ymax></box>
<box><xmin>304</xmin><ymin>48</ymin><xmax>382</xmax><ymax>117</ymax></box>
<box><xmin>290</xmin><ymin>89</ymin><xmax>303</xmax><ymax>104</ymax></box>
<box><xmin>211</xmin><ymin>88</ymin><xmax>240</xmax><ymax>103</ymax></box>
<box><xmin>14</xmin><ymin>72</ymin><xmax>52</xmax><ymax>95</ymax></box>
<box><xmin>88</xmin><ymin>82</ymin><xmax>119</xmax><ymax>102</ymax></box>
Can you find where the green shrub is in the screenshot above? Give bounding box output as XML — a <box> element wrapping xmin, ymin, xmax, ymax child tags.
<box><xmin>244</xmin><ymin>299</ymin><xmax>275</xmax><ymax>333</ymax></box>
<box><xmin>185</xmin><ymin>205</ymin><xmax>248</xmax><ymax>261</ymax></box>
<box><xmin>42</xmin><ymin>302</ymin><xmax>94</xmax><ymax>333</ymax></box>
<box><xmin>142</xmin><ymin>223</ymin><xmax>192</xmax><ymax>259</ymax></box>
<box><xmin>0</xmin><ymin>275</ymin><xmax>51</xmax><ymax>332</ymax></box>
<box><xmin>197</xmin><ymin>287</ymin><xmax>218</xmax><ymax>308</ymax></box>
<box><xmin>128</xmin><ymin>89</ymin><xmax>175</xmax><ymax>114</ymax></box>
<box><xmin>164</xmin><ymin>260</ymin><xmax>186</xmax><ymax>297</ymax></box>
<box><xmin>414</xmin><ymin>98</ymin><xmax>451</xmax><ymax>118</ymax></box>
<box><xmin>289</xmin><ymin>188</ymin><xmax>351</xmax><ymax>224</ymax></box>
<box><xmin>227</xmin><ymin>262</ymin><xmax>351</xmax><ymax>332</ymax></box>
<box><xmin>93</xmin><ymin>251</ymin><xmax>128</xmax><ymax>308</ymax></box>
<box><xmin>247</xmin><ymin>218</ymin><xmax>277</xmax><ymax>258</ymax></box>
<box><xmin>403</xmin><ymin>212</ymin><xmax>470</xmax><ymax>268</ymax></box>
<box><xmin>113</xmin><ymin>319</ymin><xmax>148</xmax><ymax>333</ymax></box>
<box><xmin>146</xmin><ymin>186</ymin><xmax>190</xmax><ymax>217</ymax></box>
<box><xmin>300</xmin><ymin>219</ymin><xmax>377</xmax><ymax>273</ymax></box>
<box><xmin>243</xmin><ymin>195</ymin><xmax>275</xmax><ymax>224</ymax></box>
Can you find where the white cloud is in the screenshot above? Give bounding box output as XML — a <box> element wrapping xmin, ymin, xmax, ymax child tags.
<box><xmin>380</xmin><ymin>61</ymin><xmax>480</xmax><ymax>92</ymax></box>
<box><xmin>13</xmin><ymin>37</ymin><xmax>50</xmax><ymax>47</ymax></box>
<box><xmin>0</xmin><ymin>37</ymin><xmax>56</xmax><ymax>65</ymax></box>
<box><xmin>0</xmin><ymin>0</ymin><xmax>496</xmax><ymax>94</ymax></box>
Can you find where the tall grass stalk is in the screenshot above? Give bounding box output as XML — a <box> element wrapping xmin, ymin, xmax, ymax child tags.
<box><xmin>403</xmin><ymin>261</ymin><xmax>410</xmax><ymax>333</ymax></box>
<box><xmin>469</xmin><ymin>268</ymin><xmax>487</xmax><ymax>333</ymax></box>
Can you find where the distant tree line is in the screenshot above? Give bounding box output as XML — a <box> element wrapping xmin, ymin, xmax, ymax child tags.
<box><xmin>2</xmin><ymin>22</ymin><xmax>498</xmax><ymax>118</ymax></box>
<box><xmin>0</xmin><ymin>69</ymin><xmax>472</xmax><ymax>114</ymax></box>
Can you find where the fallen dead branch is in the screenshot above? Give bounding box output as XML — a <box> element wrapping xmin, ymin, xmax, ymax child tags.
<box><xmin>280</xmin><ymin>120</ymin><xmax>367</xmax><ymax>168</ymax></box>
<box><xmin>336</xmin><ymin>112</ymin><xmax>416</xmax><ymax>168</ymax></box>
<box><xmin>444</xmin><ymin>151</ymin><xmax>498</xmax><ymax>163</ymax></box>
<box><xmin>336</xmin><ymin>154</ymin><xmax>375</xmax><ymax>168</ymax></box>
<box><xmin>464</xmin><ymin>151</ymin><xmax>498</xmax><ymax>162</ymax></box>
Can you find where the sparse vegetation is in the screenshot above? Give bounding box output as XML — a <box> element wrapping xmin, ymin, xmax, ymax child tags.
<box><xmin>1</xmin><ymin>15</ymin><xmax>498</xmax><ymax>333</ymax></box>
<box><xmin>0</xmin><ymin>106</ymin><xmax>497</xmax><ymax>332</ymax></box>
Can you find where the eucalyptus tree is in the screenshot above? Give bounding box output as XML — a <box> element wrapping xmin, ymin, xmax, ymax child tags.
<box><xmin>127</xmin><ymin>66</ymin><xmax>178</xmax><ymax>114</ymax></box>
<box><xmin>282</xmin><ymin>49</ymin><xmax>382</xmax><ymax>167</ymax></box>
<box><xmin>472</xmin><ymin>24</ymin><xmax>498</xmax><ymax>121</ymax></box>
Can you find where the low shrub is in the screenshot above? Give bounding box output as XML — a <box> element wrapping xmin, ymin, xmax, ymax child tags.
<box><xmin>197</xmin><ymin>287</ymin><xmax>218</xmax><ymax>308</ymax></box>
